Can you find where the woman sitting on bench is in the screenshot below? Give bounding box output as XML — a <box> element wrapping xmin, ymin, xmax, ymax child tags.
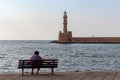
<box><xmin>30</xmin><ymin>51</ymin><xmax>42</xmax><ymax>75</ymax></box>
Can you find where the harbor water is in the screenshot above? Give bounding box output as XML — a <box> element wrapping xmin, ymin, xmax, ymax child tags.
<box><xmin>0</xmin><ymin>40</ymin><xmax>120</xmax><ymax>73</ymax></box>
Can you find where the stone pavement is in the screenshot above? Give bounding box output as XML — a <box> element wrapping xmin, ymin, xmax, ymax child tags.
<box><xmin>0</xmin><ymin>71</ymin><xmax>120</xmax><ymax>80</ymax></box>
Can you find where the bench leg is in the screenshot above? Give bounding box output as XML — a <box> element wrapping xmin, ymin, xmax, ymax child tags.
<box><xmin>51</xmin><ymin>68</ymin><xmax>54</xmax><ymax>75</ymax></box>
<box><xmin>22</xmin><ymin>68</ymin><xmax>24</xmax><ymax>76</ymax></box>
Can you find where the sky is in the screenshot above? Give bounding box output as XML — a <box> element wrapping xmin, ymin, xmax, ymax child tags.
<box><xmin>0</xmin><ymin>0</ymin><xmax>120</xmax><ymax>40</ymax></box>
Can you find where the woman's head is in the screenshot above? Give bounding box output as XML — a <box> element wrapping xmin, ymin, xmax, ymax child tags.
<box><xmin>34</xmin><ymin>51</ymin><xmax>39</xmax><ymax>55</ymax></box>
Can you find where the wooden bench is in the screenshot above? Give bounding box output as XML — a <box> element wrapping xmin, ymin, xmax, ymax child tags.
<box><xmin>18</xmin><ymin>59</ymin><xmax>58</xmax><ymax>75</ymax></box>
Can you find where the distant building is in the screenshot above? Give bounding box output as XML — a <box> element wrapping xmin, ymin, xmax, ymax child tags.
<box><xmin>54</xmin><ymin>11</ymin><xmax>120</xmax><ymax>43</ymax></box>
<box><xmin>58</xmin><ymin>11</ymin><xmax>72</xmax><ymax>42</ymax></box>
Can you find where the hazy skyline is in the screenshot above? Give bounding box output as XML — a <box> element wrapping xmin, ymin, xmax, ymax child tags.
<box><xmin>0</xmin><ymin>0</ymin><xmax>120</xmax><ymax>40</ymax></box>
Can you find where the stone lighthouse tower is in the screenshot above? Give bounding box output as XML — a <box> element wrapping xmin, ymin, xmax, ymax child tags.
<box><xmin>58</xmin><ymin>11</ymin><xmax>72</xmax><ymax>42</ymax></box>
<box><xmin>63</xmin><ymin>11</ymin><xmax>67</xmax><ymax>34</ymax></box>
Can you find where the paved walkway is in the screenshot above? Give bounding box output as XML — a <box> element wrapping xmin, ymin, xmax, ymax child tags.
<box><xmin>0</xmin><ymin>71</ymin><xmax>120</xmax><ymax>80</ymax></box>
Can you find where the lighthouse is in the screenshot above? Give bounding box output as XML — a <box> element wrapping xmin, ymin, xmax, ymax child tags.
<box><xmin>58</xmin><ymin>11</ymin><xmax>72</xmax><ymax>42</ymax></box>
<box><xmin>63</xmin><ymin>11</ymin><xmax>68</xmax><ymax>34</ymax></box>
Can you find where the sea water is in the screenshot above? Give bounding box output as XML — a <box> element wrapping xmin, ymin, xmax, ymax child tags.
<box><xmin>0</xmin><ymin>40</ymin><xmax>120</xmax><ymax>73</ymax></box>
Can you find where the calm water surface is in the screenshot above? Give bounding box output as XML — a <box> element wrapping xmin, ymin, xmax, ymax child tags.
<box><xmin>0</xmin><ymin>40</ymin><xmax>120</xmax><ymax>73</ymax></box>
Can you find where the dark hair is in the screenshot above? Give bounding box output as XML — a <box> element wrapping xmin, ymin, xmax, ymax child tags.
<box><xmin>34</xmin><ymin>51</ymin><xmax>39</xmax><ymax>55</ymax></box>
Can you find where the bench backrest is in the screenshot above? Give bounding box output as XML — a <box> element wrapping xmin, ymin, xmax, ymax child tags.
<box><xmin>18</xmin><ymin>59</ymin><xmax>58</xmax><ymax>68</ymax></box>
